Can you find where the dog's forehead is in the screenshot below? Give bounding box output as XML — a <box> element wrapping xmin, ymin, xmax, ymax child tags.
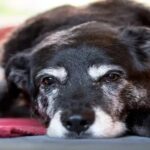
<box><xmin>51</xmin><ymin>46</ymin><xmax>111</xmax><ymax>66</ymax></box>
<box><xmin>31</xmin><ymin>46</ymin><xmax>132</xmax><ymax>79</ymax></box>
<box><xmin>31</xmin><ymin>22</ymin><xmax>133</xmax><ymax>74</ymax></box>
<box><xmin>32</xmin><ymin>21</ymin><xmax>118</xmax><ymax>52</ymax></box>
<box><xmin>31</xmin><ymin>45</ymin><xmax>113</xmax><ymax>74</ymax></box>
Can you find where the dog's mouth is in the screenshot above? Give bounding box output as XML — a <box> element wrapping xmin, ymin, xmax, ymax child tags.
<box><xmin>46</xmin><ymin>108</ymin><xmax>127</xmax><ymax>138</ymax></box>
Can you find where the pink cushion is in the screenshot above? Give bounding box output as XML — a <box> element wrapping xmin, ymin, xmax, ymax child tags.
<box><xmin>0</xmin><ymin>118</ymin><xmax>46</xmax><ymax>137</ymax></box>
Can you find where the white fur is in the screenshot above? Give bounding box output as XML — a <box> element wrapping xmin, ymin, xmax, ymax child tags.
<box><xmin>46</xmin><ymin>89</ymin><xmax>59</xmax><ymax>116</ymax></box>
<box><xmin>88</xmin><ymin>65</ymin><xmax>123</xmax><ymax>80</ymax></box>
<box><xmin>132</xmin><ymin>86</ymin><xmax>147</xmax><ymax>102</ymax></box>
<box><xmin>47</xmin><ymin>111</ymin><xmax>68</xmax><ymax>138</ymax></box>
<box><xmin>38</xmin><ymin>96</ymin><xmax>43</xmax><ymax>110</ymax></box>
<box><xmin>0</xmin><ymin>67</ymin><xmax>5</xmax><ymax>81</ymax></box>
<box><xmin>37</xmin><ymin>88</ymin><xmax>59</xmax><ymax>117</ymax></box>
<box><xmin>33</xmin><ymin>28</ymin><xmax>76</xmax><ymax>52</ymax></box>
<box><xmin>102</xmin><ymin>84</ymin><xmax>123</xmax><ymax>113</ymax></box>
<box><xmin>37</xmin><ymin>67</ymin><xmax>67</xmax><ymax>82</ymax></box>
<box><xmin>101</xmin><ymin>80</ymin><xmax>128</xmax><ymax>113</ymax></box>
<box><xmin>86</xmin><ymin>107</ymin><xmax>126</xmax><ymax>138</ymax></box>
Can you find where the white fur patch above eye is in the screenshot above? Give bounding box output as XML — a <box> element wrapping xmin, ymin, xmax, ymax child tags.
<box><xmin>47</xmin><ymin>111</ymin><xmax>68</xmax><ymax>138</ymax></box>
<box><xmin>86</xmin><ymin>107</ymin><xmax>126</xmax><ymax>138</ymax></box>
<box><xmin>88</xmin><ymin>64</ymin><xmax>123</xmax><ymax>80</ymax></box>
<box><xmin>37</xmin><ymin>67</ymin><xmax>67</xmax><ymax>82</ymax></box>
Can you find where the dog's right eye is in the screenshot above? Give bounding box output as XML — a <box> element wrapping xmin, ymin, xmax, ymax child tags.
<box><xmin>41</xmin><ymin>76</ymin><xmax>58</xmax><ymax>86</ymax></box>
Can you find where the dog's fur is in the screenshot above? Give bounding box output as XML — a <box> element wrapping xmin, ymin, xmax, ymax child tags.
<box><xmin>1</xmin><ymin>0</ymin><xmax>150</xmax><ymax>138</ymax></box>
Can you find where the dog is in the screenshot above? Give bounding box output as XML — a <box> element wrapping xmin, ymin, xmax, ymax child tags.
<box><xmin>1</xmin><ymin>0</ymin><xmax>150</xmax><ymax>138</ymax></box>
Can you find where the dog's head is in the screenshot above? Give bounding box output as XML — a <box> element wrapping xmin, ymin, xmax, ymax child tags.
<box><xmin>5</xmin><ymin>22</ymin><xmax>150</xmax><ymax>138</ymax></box>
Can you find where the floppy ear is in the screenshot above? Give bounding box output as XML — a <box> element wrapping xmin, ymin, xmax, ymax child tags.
<box><xmin>5</xmin><ymin>53</ymin><xmax>31</xmax><ymax>92</ymax></box>
<box><xmin>3</xmin><ymin>19</ymin><xmax>47</xmax><ymax>64</ymax></box>
<box><xmin>3</xmin><ymin>5</ymin><xmax>77</xmax><ymax>64</ymax></box>
<box><xmin>120</xmin><ymin>26</ymin><xmax>150</xmax><ymax>70</ymax></box>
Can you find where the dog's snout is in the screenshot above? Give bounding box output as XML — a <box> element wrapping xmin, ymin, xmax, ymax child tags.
<box><xmin>61</xmin><ymin>110</ymin><xmax>95</xmax><ymax>135</ymax></box>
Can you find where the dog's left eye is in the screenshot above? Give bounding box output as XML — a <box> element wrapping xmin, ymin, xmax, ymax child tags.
<box><xmin>102</xmin><ymin>71</ymin><xmax>123</xmax><ymax>83</ymax></box>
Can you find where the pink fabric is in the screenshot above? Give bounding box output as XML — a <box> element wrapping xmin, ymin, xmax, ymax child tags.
<box><xmin>0</xmin><ymin>119</ymin><xmax>46</xmax><ymax>137</ymax></box>
<box><xmin>0</xmin><ymin>27</ymin><xmax>15</xmax><ymax>42</ymax></box>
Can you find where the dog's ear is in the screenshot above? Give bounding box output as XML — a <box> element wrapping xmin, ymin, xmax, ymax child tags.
<box><xmin>120</xmin><ymin>26</ymin><xmax>150</xmax><ymax>71</ymax></box>
<box><xmin>3</xmin><ymin>5</ymin><xmax>76</xmax><ymax>64</ymax></box>
<box><xmin>5</xmin><ymin>53</ymin><xmax>31</xmax><ymax>92</ymax></box>
<box><xmin>3</xmin><ymin>18</ymin><xmax>47</xmax><ymax>64</ymax></box>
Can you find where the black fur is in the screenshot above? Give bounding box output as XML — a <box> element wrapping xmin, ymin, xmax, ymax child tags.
<box><xmin>2</xmin><ymin>0</ymin><xmax>150</xmax><ymax>137</ymax></box>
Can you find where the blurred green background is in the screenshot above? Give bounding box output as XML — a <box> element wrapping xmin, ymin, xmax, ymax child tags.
<box><xmin>0</xmin><ymin>0</ymin><xmax>99</xmax><ymax>27</ymax></box>
<box><xmin>0</xmin><ymin>0</ymin><xmax>149</xmax><ymax>27</ymax></box>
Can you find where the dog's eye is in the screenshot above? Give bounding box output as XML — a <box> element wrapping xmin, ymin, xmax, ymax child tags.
<box><xmin>103</xmin><ymin>71</ymin><xmax>122</xmax><ymax>83</ymax></box>
<box><xmin>41</xmin><ymin>76</ymin><xmax>57</xmax><ymax>86</ymax></box>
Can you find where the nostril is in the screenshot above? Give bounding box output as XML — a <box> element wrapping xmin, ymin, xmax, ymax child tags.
<box><xmin>80</xmin><ymin>120</ymin><xmax>89</xmax><ymax>129</ymax></box>
<box><xmin>66</xmin><ymin>121</ymin><xmax>72</xmax><ymax>130</ymax></box>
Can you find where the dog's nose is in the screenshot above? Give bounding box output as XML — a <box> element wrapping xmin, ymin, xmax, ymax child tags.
<box><xmin>63</xmin><ymin>115</ymin><xmax>92</xmax><ymax>134</ymax></box>
<box><xmin>61</xmin><ymin>111</ymin><xmax>94</xmax><ymax>135</ymax></box>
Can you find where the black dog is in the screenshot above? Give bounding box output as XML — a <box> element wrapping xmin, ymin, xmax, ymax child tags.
<box><xmin>1</xmin><ymin>0</ymin><xmax>150</xmax><ymax>138</ymax></box>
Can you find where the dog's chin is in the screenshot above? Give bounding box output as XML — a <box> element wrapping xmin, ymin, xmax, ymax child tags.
<box><xmin>65</xmin><ymin>132</ymin><xmax>97</xmax><ymax>139</ymax></box>
<box><xmin>65</xmin><ymin>132</ymin><xmax>124</xmax><ymax>139</ymax></box>
<box><xmin>46</xmin><ymin>131</ymin><xmax>125</xmax><ymax>139</ymax></box>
